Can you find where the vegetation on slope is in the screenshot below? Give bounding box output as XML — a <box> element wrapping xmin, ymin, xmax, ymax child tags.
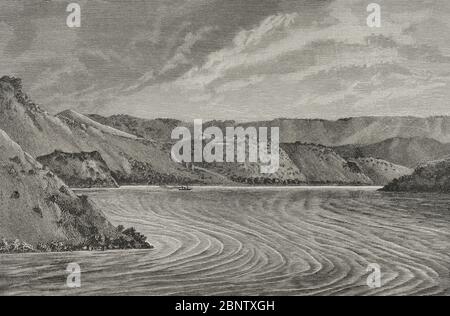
<box><xmin>281</xmin><ymin>143</ymin><xmax>373</xmax><ymax>185</ymax></box>
<box><xmin>0</xmin><ymin>76</ymin><xmax>219</xmax><ymax>187</ymax></box>
<box><xmin>37</xmin><ymin>151</ymin><xmax>119</xmax><ymax>188</ymax></box>
<box><xmin>382</xmin><ymin>158</ymin><xmax>450</xmax><ymax>193</ymax></box>
<box><xmin>350</xmin><ymin>158</ymin><xmax>412</xmax><ymax>185</ymax></box>
<box><xmin>0</xmin><ymin>128</ymin><xmax>151</xmax><ymax>253</ymax></box>
<box><xmin>90</xmin><ymin>114</ymin><xmax>450</xmax><ymax>146</ymax></box>
<box><xmin>335</xmin><ymin>137</ymin><xmax>450</xmax><ymax>168</ymax></box>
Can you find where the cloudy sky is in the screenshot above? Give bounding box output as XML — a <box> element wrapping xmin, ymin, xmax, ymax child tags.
<box><xmin>1</xmin><ymin>0</ymin><xmax>450</xmax><ymax>120</ymax></box>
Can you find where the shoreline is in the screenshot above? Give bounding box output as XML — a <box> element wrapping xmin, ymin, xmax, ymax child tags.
<box><xmin>0</xmin><ymin>248</ymin><xmax>153</xmax><ymax>257</ymax></box>
<box><xmin>0</xmin><ymin>239</ymin><xmax>153</xmax><ymax>255</ymax></box>
<box><xmin>74</xmin><ymin>185</ymin><xmax>384</xmax><ymax>192</ymax></box>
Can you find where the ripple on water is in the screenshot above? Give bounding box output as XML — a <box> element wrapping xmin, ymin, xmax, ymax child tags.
<box><xmin>1</xmin><ymin>188</ymin><xmax>449</xmax><ymax>296</ymax></box>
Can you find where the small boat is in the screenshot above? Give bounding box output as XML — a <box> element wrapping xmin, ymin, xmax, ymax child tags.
<box><xmin>178</xmin><ymin>185</ymin><xmax>192</xmax><ymax>191</ymax></box>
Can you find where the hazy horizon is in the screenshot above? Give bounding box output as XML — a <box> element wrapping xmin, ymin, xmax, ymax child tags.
<box><xmin>1</xmin><ymin>0</ymin><xmax>450</xmax><ymax>120</ymax></box>
<box><xmin>86</xmin><ymin>112</ymin><xmax>450</xmax><ymax>123</ymax></box>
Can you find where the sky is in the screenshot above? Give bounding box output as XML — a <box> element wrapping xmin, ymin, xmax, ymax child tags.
<box><xmin>1</xmin><ymin>0</ymin><xmax>450</xmax><ymax>121</ymax></box>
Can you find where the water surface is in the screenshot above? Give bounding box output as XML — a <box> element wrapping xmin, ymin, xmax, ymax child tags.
<box><xmin>1</xmin><ymin>187</ymin><xmax>449</xmax><ymax>296</ymax></box>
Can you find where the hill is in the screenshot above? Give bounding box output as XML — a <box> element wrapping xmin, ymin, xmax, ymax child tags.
<box><xmin>0</xmin><ymin>76</ymin><xmax>419</xmax><ymax>187</ymax></box>
<box><xmin>0</xmin><ymin>76</ymin><xmax>219</xmax><ymax>186</ymax></box>
<box><xmin>334</xmin><ymin>137</ymin><xmax>450</xmax><ymax>168</ymax></box>
<box><xmin>280</xmin><ymin>143</ymin><xmax>373</xmax><ymax>185</ymax></box>
<box><xmin>196</xmin><ymin>144</ymin><xmax>307</xmax><ymax>185</ymax></box>
<box><xmin>0</xmin><ymin>128</ymin><xmax>149</xmax><ymax>252</ymax></box>
<box><xmin>382</xmin><ymin>158</ymin><xmax>450</xmax><ymax>193</ymax></box>
<box><xmin>90</xmin><ymin>114</ymin><xmax>450</xmax><ymax>146</ymax></box>
<box><xmin>252</xmin><ymin>117</ymin><xmax>450</xmax><ymax>145</ymax></box>
<box><xmin>88</xmin><ymin>114</ymin><xmax>182</xmax><ymax>143</ymax></box>
<box><xmin>36</xmin><ymin>151</ymin><xmax>119</xmax><ymax>188</ymax></box>
<box><xmin>349</xmin><ymin>158</ymin><xmax>412</xmax><ymax>185</ymax></box>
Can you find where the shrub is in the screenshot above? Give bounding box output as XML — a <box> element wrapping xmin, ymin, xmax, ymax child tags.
<box><xmin>10</xmin><ymin>191</ymin><xmax>20</xmax><ymax>199</ymax></box>
<box><xmin>32</xmin><ymin>206</ymin><xmax>43</xmax><ymax>218</ymax></box>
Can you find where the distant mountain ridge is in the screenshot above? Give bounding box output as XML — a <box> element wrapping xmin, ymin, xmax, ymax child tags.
<box><xmin>280</xmin><ymin>143</ymin><xmax>412</xmax><ymax>185</ymax></box>
<box><xmin>246</xmin><ymin>117</ymin><xmax>450</xmax><ymax>145</ymax></box>
<box><xmin>89</xmin><ymin>114</ymin><xmax>450</xmax><ymax>146</ymax></box>
<box><xmin>0</xmin><ymin>76</ymin><xmax>219</xmax><ymax>186</ymax></box>
<box><xmin>85</xmin><ymin>113</ymin><xmax>418</xmax><ymax>186</ymax></box>
<box><xmin>0</xmin><ymin>76</ymin><xmax>422</xmax><ymax>188</ymax></box>
<box><xmin>334</xmin><ymin>137</ymin><xmax>450</xmax><ymax>168</ymax></box>
<box><xmin>4</xmin><ymin>75</ymin><xmax>442</xmax><ymax>252</ymax></box>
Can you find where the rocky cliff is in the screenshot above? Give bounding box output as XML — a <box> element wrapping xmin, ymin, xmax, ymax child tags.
<box><xmin>0</xmin><ymin>128</ymin><xmax>150</xmax><ymax>251</ymax></box>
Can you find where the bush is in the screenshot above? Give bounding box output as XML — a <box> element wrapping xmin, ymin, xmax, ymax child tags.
<box><xmin>32</xmin><ymin>206</ymin><xmax>43</xmax><ymax>218</ymax></box>
<box><xmin>10</xmin><ymin>191</ymin><xmax>20</xmax><ymax>199</ymax></box>
<box><xmin>0</xmin><ymin>239</ymin><xmax>34</xmax><ymax>253</ymax></box>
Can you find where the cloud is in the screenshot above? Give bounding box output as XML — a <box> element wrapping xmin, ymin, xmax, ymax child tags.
<box><xmin>1</xmin><ymin>0</ymin><xmax>450</xmax><ymax>120</ymax></box>
<box><xmin>144</xmin><ymin>0</ymin><xmax>450</xmax><ymax>120</ymax></box>
<box><xmin>177</xmin><ymin>2</ymin><xmax>419</xmax><ymax>91</ymax></box>
<box><xmin>162</xmin><ymin>26</ymin><xmax>217</xmax><ymax>73</ymax></box>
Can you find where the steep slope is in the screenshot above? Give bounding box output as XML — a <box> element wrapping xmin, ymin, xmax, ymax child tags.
<box><xmin>36</xmin><ymin>151</ymin><xmax>119</xmax><ymax>188</ymax></box>
<box><xmin>199</xmin><ymin>145</ymin><xmax>307</xmax><ymax>185</ymax></box>
<box><xmin>0</xmin><ymin>76</ymin><xmax>430</xmax><ymax>188</ymax></box>
<box><xmin>86</xmin><ymin>114</ymin><xmax>411</xmax><ymax>185</ymax></box>
<box><xmin>57</xmin><ymin>110</ymin><xmax>204</xmax><ymax>185</ymax></box>
<box><xmin>88</xmin><ymin>114</ymin><xmax>182</xmax><ymax>143</ymax></box>
<box><xmin>349</xmin><ymin>158</ymin><xmax>413</xmax><ymax>185</ymax></box>
<box><xmin>0</xmin><ymin>76</ymin><xmax>219</xmax><ymax>186</ymax></box>
<box><xmin>0</xmin><ymin>76</ymin><xmax>82</xmax><ymax>157</ymax></box>
<box><xmin>334</xmin><ymin>137</ymin><xmax>450</xmax><ymax>168</ymax></box>
<box><xmin>59</xmin><ymin>111</ymin><xmax>139</xmax><ymax>140</ymax></box>
<box><xmin>280</xmin><ymin>143</ymin><xmax>373</xmax><ymax>185</ymax></box>
<box><xmin>0</xmin><ymin>128</ymin><xmax>149</xmax><ymax>250</ymax></box>
<box><xmin>382</xmin><ymin>158</ymin><xmax>450</xmax><ymax>193</ymax></box>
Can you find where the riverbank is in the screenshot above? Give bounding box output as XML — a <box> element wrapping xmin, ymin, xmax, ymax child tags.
<box><xmin>74</xmin><ymin>184</ymin><xmax>383</xmax><ymax>192</ymax></box>
<box><xmin>1</xmin><ymin>227</ymin><xmax>153</xmax><ymax>254</ymax></box>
